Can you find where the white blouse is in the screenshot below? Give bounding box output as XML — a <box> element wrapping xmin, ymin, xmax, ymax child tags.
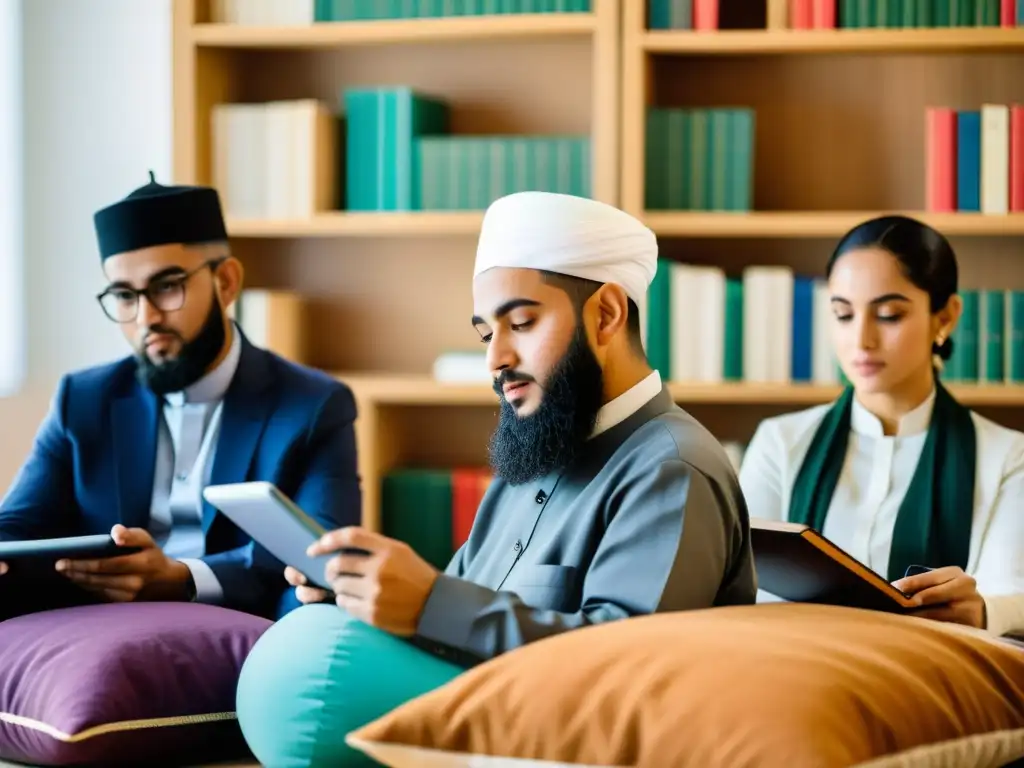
<box><xmin>739</xmin><ymin>389</ymin><xmax>1024</xmax><ymax>638</ymax></box>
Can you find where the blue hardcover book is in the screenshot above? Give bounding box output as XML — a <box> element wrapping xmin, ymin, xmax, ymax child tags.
<box><xmin>791</xmin><ymin>277</ymin><xmax>814</xmax><ymax>382</ymax></box>
<box><xmin>957</xmin><ymin>110</ymin><xmax>980</xmax><ymax>212</ymax></box>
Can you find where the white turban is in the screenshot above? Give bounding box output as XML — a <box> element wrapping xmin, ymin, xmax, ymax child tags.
<box><xmin>473</xmin><ymin>192</ymin><xmax>658</xmax><ymax>308</ymax></box>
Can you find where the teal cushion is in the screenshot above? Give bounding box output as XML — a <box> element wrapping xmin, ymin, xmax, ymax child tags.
<box><xmin>236</xmin><ymin>603</ymin><xmax>465</xmax><ymax>767</ymax></box>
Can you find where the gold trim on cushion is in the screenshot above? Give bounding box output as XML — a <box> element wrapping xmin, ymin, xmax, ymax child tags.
<box><xmin>0</xmin><ymin>711</ymin><xmax>237</xmax><ymax>743</ymax></box>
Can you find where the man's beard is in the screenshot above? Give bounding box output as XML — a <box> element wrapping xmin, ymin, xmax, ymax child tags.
<box><xmin>487</xmin><ymin>325</ymin><xmax>605</xmax><ymax>486</ymax></box>
<box><xmin>135</xmin><ymin>296</ymin><xmax>227</xmax><ymax>396</ymax></box>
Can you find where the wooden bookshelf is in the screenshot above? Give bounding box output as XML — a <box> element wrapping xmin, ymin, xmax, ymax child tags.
<box><xmin>172</xmin><ymin>0</ymin><xmax>1024</xmax><ymax>529</ymax></box>
<box><xmin>172</xmin><ymin>0</ymin><xmax>621</xmax><ymax>527</ymax></box>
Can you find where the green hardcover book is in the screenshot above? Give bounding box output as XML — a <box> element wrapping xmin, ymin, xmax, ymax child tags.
<box><xmin>665</xmin><ymin>110</ymin><xmax>689</xmax><ymax>209</ymax></box>
<box><xmin>416</xmin><ymin>138</ymin><xmax>439</xmax><ymax>209</ymax></box>
<box><xmin>900</xmin><ymin>0</ymin><xmax>916</xmax><ymax>25</ymax></box>
<box><xmin>857</xmin><ymin>0</ymin><xmax>875</xmax><ymax>26</ymax></box>
<box><xmin>723</xmin><ymin>277</ymin><xmax>743</xmax><ymax>380</ymax></box>
<box><xmin>687</xmin><ymin>110</ymin><xmax>710</xmax><ymax>211</ymax></box>
<box><xmin>1006</xmin><ymin>291</ymin><xmax>1024</xmax><ymax>384</ymax></box>
<box><xmin>874</xmin><ymin>0</ymin><xmax>889</xmax><ymax>26</ymax></box>
<box><xmin>645</xmin><ymin>109</ymin><xmax>669</xmax><ymax>209</ymax></box>
<box><xmin>645</xmin><ymin>258</ymin><xmax>672</xmax><ymax>380</ymax></box>
<box><xmin>915</xmin><ymin>0</ymin><xmax>932</xmax><ymax>26</ymax></box>
<box><xmin>956</xmin><ymin>0</ymin><xmax>974</xmax><ymax>25</ymax></box>
<box><xmin>707</xmin><ymin>110</ymin><xmax>729</xmax><ymax>211</ymax></box>
<box><xmin>888</xmin><ymin>0</ymin><xmax>902</xmax><ymax>25</ymax></box>
<box><xmin>579</xmin><ymin>136</ymin><xmax>591</xmax><ymax>197</ymax></box>
<box><xmin>381</xmin><ymin>469</ymin><xmax>453</xmax><ymax>571</ymax></box>
<box><xmin>840</xmin><ymin>0</ymin><xmax>860</xmax><ymax>27</ymax></box>
<box><xmin>727</xmin><ymin>108</ymin><xmax>754</xmax><ymax>212</ymax></box>
<box><xmin>976</xmin><ymin>0</ymin><xmax>998</xmax><ymax>24</ymax></box>
<box><xmin>314</xmin><ymin>0</ymin><xmax>334</xmax><ymax>21</ymax></box>
<box><xmin>550</xmin><ymin>137</ymin><xmax>571</xmax><ymax>197</ymax></box>
<box><xmin>343</xmin><ymin>87</ymin><xmax>449</xmax><ymax>211</ymax></box>
<box><xmin>531</xmin><ymin>138</ymin><xmax>552</xmax><ymax>193</ymax></box>
<box><xmin>947</xmin><ymin>289</ymin><xmax>979</xmax><ymax>382</ymax></box>
<box><xmin>459</xmin><ymin>139</ymin><xmax>480</xmax><ymax>209</ymax></box>
<box><xmin>979</xmin><ymin>290</ymin><xmax>1005</xmax><ymax>383</ymax></box>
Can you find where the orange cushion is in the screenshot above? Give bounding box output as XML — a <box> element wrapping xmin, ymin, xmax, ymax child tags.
<box><xmin>347</xmin><ymin>603</ymin><xmax>1024</xmax><ymax>768</ymax></box>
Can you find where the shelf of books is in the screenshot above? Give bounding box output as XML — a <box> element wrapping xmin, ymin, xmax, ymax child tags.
<box><xmin>174</xmin><ymin>0</ymin><xmax>1024</xmax><ymax>550</ymax></box>
<box><xmin>173</xmin><ymin>0</ymin><xmax>620</xmax><ymax>529</ymax></box>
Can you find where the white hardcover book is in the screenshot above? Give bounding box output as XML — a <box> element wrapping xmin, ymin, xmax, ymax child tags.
<box><xmin>696</xmin><ymin>267</ymin><xmax>725</xmax><ymax>382</ymax></box>
<box><xmin>981</xmin><ymin>104</ymin><xmax>1010</xmax><ymax>215</ymax></box>
<box><xmin>769</xmin><ymin>268</ymin><xmax>794</xmax><ymax>383</ymax></box>
<box><xmin>264</xmin><ymin>101</ymin><xmax>294</xmax><ymax>219</ymax></box>
<box><xmin>669</xmin><ymin>263</ymin><xmax>701</xmax><ymax>382</ymax></box>
<box><xmin>811</xmin><ymin>279</ymin><xmax>839</xmax><ymax>383</ymax></box>
<box><xmin>741</xmin><ymin>268</ymin><xmax>770</xmax><ymax>381</ymax></box>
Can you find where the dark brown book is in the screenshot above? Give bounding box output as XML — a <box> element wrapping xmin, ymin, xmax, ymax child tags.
<box><xmin>751</xmin><ymin>519</ymin><xmax>920</xmax><ymax>614</ymax></box>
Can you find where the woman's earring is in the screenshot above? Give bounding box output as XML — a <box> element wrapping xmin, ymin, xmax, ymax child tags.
<box><xmin>935</xmin><ymin>333</ymin><xmax>945</xmax><ymax>347</ymax></box>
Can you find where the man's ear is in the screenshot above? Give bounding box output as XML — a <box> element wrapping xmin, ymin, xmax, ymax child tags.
<box><xmin>215</xmin><ymin>256</ymin><xmax>244</xmax><ymax>308</ymax></box>
<box><xmin>591</xmin><ymin>283</ymin><xmax>630</xmax><ymax>347</ymax></box>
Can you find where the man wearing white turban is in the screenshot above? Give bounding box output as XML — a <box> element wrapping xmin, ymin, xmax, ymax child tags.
<box><xmin>287</xmin><ymin>192</ymin><xmax>757</xmax><ymax>666</ymax></box>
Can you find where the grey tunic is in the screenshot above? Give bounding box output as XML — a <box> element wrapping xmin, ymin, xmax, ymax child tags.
<box><xmin>413</xmin><ymin>385</ymin><xmax>757</xmax><ymax>665</ymax></box>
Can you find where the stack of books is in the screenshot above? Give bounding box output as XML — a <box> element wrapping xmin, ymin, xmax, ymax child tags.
<box><xmin>645</xmin><ymin>107</ymin><xmax>755</xmax><ymax>212</ymax></box>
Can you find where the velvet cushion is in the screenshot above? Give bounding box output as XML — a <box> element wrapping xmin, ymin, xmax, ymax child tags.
<box><xmin>0</xmin><ymin>602</ymin><xmax>271</xmax><ymax>766</ymax></box>
<box><xmin>347</xmin><ymin>603</ymin><xmax>1024</xmax><ymax>768</ymax></box>
<box><xmin>236</xmin><ymin>604</ymin><xmax>465</xmax><ymax>768</ymax></box>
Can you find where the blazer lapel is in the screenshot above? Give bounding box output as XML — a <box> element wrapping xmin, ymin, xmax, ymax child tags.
<box><xmin>112</xmin><ymin>386</ymin><xmax>159</xmax><ymax>530</ymax></box>
<box><xmin>203</xmin><ymin>340</ymin><xmax>274</xmax><ymax>533</ymax></box>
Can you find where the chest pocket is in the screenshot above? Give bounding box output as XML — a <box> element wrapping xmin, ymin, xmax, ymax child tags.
<box><xmin>506</xmin><ymin>564</ymin><xmax>578</xmax><ymax>612</ymax></box>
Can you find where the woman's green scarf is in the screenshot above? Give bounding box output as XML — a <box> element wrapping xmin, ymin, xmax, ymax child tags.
<box><xmin>787</xmin><ymin>381</ymin><xmax>976</xmax><ymax>581</ymax></box>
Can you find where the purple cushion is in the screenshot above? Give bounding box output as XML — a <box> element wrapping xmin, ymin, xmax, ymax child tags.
<box><xmin>0</xmin><ymin>602</ymin><xmax>271</xmax><ymax>766</ymax></box>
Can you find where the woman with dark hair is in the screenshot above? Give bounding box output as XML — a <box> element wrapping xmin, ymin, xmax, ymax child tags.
<box><xmin>739</xmin><ymin>215</ymin><xmax>1024</xmax><ymax>637</ymax></box>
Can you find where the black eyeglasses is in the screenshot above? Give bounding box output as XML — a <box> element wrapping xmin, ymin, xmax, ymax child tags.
<box><xmin>96</xmin><ymin>258</ymin><xmax>225</xmax><ymax>324</ymax></box>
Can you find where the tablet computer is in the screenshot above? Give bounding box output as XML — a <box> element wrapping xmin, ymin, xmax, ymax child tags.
<box><xmin>202</xmin><ymin>481</ymin><xmax>364</xmax><ymax>591</ymax></box>
<box><xmin>0</xmin><ymin>534</ymin><xmax>140</xmax><ymax>566</ymax></box>
<box><xmin>751</xmin><ymin>519</ymin><xmax>919</xmax><ymax>613</ymax></box>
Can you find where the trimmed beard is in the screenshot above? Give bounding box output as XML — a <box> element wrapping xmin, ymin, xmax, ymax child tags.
<box><xmin>135</xmin><ymin>294</ymin><xmax>227</xmax><ymax>396</ymax></box>
<box><xmin>487</xmin><ymin>324</ymin><xmax>605</xmax><ymax>486</ymax></box>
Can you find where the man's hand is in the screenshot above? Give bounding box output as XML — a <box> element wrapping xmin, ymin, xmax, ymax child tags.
<box><xmin>56</xmin><ymin>525</ymin><xmax>192</xmax><ymax>603</ymax></box>
<box><xmin>0</xmin><ymin>562</ymin><xmax>6</xmax><ymax>576</ymax></box>
<box><xmin>307</xmin><ymin>527</ymin><xmax>440</xmax><ymax>636</ymax></box>
<box><xmin>284</xmin><ymin>566</ymin><xmax>331</xmax><ymax>605</ymax></box>
<box><xmin>892</xmin><ymin>565</ymin><xmax>987</xmax><ymax>629</ymax></box>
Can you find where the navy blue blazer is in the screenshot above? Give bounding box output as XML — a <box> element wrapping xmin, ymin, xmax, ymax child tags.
<box><xmin>0</xmin><ymin>336</ymin><xmax>361</xmax><ymax>619</ymax></box>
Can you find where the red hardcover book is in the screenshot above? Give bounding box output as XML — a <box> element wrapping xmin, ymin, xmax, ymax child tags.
<box><xmin>451</xmin><ymin>468</ymin><xmax>491</xmax><ymax>550</ymax></box>
<box><xmin>925</xmin><ymin>107</ymin><xmax>957</xmax><ymax>212</ymax></box>
<box><xmin>1010</xmin><ymin>105</ymin><xmax>1024</xmax><ymax>212</ymax></box>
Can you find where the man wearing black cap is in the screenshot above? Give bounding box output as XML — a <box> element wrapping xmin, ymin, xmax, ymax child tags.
<box><xmin>0</xmin><ymin>173</ymin><xmax>361</xmax><ymax>621</ymax></box>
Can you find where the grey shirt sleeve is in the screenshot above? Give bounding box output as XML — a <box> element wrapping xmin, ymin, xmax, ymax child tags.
<box><xmin>413</xmin><ymin>458</ymin><xmax>743</xmax><ymax>663</ymax></box>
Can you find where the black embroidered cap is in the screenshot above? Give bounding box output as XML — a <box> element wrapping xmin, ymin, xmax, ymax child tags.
<box><xmin>93</xmin><ymin>171</ymin><xmax>228</xmax><ymax>260</ymax></box>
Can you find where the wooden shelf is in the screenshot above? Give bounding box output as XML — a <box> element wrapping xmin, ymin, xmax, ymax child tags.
<box><xmin>191</xmin><ymin>13</ymin><xmax>596</xmax><ymax>48</ymax></box>
<box><xmin>641</xmin><ymin>27</ymin><xmax>1024</xmax><ymax>55</ymax></box>
<box><xmin>226</xmin><ymin>211</ymin><xmax>485</xmax><ymax>238</ymax></box>
<box><xmin>334</xmin><ymin>373</ymin><xmax>1024</xmax><ymax>408</ymax></box>
<box><xmin>643</xmin><ymin>211</ymin><xmax>1024</xmax><ymax>238</ymax></box>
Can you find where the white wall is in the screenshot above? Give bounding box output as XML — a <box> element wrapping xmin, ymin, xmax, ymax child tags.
<box><xmin>0</xmin><ymin>0</ymin><xmax>173</xmax><ymax>487</ymax></box>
